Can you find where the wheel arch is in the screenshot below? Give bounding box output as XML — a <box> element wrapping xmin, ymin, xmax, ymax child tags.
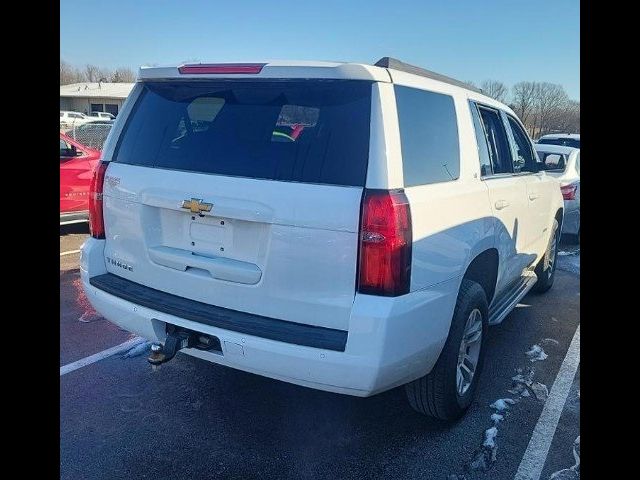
<box><xmin>462</xmin><ymin>248</ymin><xmax>499</xmax><ymax>305</ymax></box>
<box><xmin>555</xmin><ymin>207</ymin><xmax>564</xmax><ymax>233</ymax></box>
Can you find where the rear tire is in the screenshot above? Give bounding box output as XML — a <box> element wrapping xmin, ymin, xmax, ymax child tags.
<box><xmin>405</xmin><ymin>279</ymin><xmax>488</xmax><ymax>421</ymax></box>
<box><xmin>533</xmin><ymin>219</ymin><xmax>559</xmax><ymax>293</ymax></box>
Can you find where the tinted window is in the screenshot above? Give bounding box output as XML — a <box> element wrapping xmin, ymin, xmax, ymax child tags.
<box><xmin>507</xmin><ymin>116</ymin><xmax>537</xmax><ymax>173</ymax></box>
<box><xmin>469</xmin><ymin>102</ymin><xmax>493</xmax><ymax>176</ymax></box>
<box><xmin>538</xmin><ymin>138</ymin><xmax>580</xmax><ymax>148</ymax></box>
<box><xmin>395</xmin><ymin>86</ymin><xmax>460</xmax><ymax>186</ymax></box>
<box><xmin>105</xmin><ymin>104</ymin><xmax>118</xmax><ymax>116</ymax></box>
<box><xmin>114</xmin><ymin>80</ymin><xmax>372</xmax><ymax>187</ymax></box>
<box><xmin>477</xmin><ymin>106</ymin><xmax>513</xmax><ymax>174</ymax></box>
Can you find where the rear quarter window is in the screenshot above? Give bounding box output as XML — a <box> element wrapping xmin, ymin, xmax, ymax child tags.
<box><xmin>395</xmin><ymin>86</ymin><xmax>460</xmax><ymax>187</ymax></box>
<box><xmin>113</xmin><ymin>80</ymin><xmax>372</xmax><ymax>187</ymax></box>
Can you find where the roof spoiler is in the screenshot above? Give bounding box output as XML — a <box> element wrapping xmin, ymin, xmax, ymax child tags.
<box><xmin>374</xmin><ymin>57</ymin><xmax>483</xmax><ymax>94</ymax></box>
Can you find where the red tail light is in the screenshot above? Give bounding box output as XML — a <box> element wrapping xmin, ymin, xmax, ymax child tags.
<box><xmin>178</xmin><ymin>63</ymin><xmax>266</xmax><ymax>74</ymax></box>
<box><xmin>561</xmin><ymin>184</ymin><xmax>577</xmax><ymax>200</ymax></box>
<box><xmin>358</xmin><ymin>189</ymin><xmax>412</xmax><ymax>296</ymax></box>
<box><xmin>89</xmin><ymin>162</ymin><xmax>108</xmax><ymax>239</ymax></box>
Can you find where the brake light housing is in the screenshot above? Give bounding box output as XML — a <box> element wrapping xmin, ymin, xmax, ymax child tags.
<box><xmin>358</xmin><ymin>189</ymin><xmax>412</xmax><ymax>296</ymax></box>
<box><xmin>178</xmin><ymin>63</ymin><xmax>266</xmax><ymax>75</ymax></box>
<box><xmin>89</xmin><ymin>161</ymin><xmax>108</xmax><ymax>239</ymax></box>
<box><xmin>560</xmin><ymin>183</ymin><xmax>578</xmax><ymax>200</ymax></box>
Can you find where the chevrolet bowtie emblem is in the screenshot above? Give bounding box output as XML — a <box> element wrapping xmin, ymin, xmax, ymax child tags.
<box><xmin>181</xmin><ymin>198</ymin><xmax>213</xmax><ymax>215</ymax></box>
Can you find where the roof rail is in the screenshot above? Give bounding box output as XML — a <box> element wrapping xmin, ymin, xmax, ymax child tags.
<box><xmin>374</xmin><ymin>57</ymin><xmax>483</xmax><ymax>94</ymax></box>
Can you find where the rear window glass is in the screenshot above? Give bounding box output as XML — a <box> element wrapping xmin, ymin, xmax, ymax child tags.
<box><xmin>395</xmin><ymin>85</ymin><xmax>460</xmax><ymax>187</ymax></box>
<box><xmin>114</xmin><ymin>80</ymin><xmax>372</xmax><ymax>187</ymax></box>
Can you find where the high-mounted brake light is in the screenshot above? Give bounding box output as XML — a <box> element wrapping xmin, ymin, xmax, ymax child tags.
<box><xmin>89</xmin><ymin>161</ymin><xmax>108</xmax><ymax>239</ymax></box>
<box><xmin>178</xmin><ymin>63</ymin><xmax>266</xmax><ymax>74</ymax></box>
<box><xmin>560</xmin><ymin>183</ymin><xmax>578</xmax><ymax>200</ymax></box>
<box><xmin>358</xmin><ymin>189</ymin><xmax>412</xmax><ymax>297</ymax></box>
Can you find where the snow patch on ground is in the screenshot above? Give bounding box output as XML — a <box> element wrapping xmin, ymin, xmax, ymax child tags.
<box><xmin>528</xmin><ymin>382</ymin><xmax>549</xmax><ymax>401</ymax></box>
<box><xmin>526</xmin><ymin>344</ymin><xmax>548</xmax><ymax>362</ymax></box>
<box><xmin>78</xmin><ymin>310</ymin><xmax>102</xmax><ymax>323</ymax></box>
<box><xmin>483</xmin><ymin>427</ymin><xmax>498</xmax><ymax>448</ymax></box>
<box><xmin>490</xmin><ymin>398</ymin><xmax>516</xmax><ymax>411</ymax></box>
<box><xmin>469</xmin><ymin>427</ymin><xmax>499</xmax><ymax>472</ymax></box>
<box><xmin>122</xmin><ymin>341</ymin><xmax>151</xmax><ymax>359</ymax></box>
<box><xmin>557</xmin><ymin>248</ymin><xmax>580</xmax><ymax>275</ymax></box>
<box><xmin>549</xmin><ymin>436</ymin><xmax>580</xmax><ymax>479</ymax></box>
<box><xmin>490</xmin><ymin>413</ymin><xmax>503</xmax><ymax>424</ymax></box>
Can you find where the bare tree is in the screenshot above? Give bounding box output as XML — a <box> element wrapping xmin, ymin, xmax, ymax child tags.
<box><xmin>511</xmin><ymin>81</ymin><xmax>537</xmax><ymax>128</ymax></box>
<box><xmin>110</xmin><ymin>67</ymin><xmax>136</xmax><ymax>82</ymax></box>
<box><xmin>60</xmin><ymin>59</ymin><xmax>86</xmax><ymax>84</ymax></box>
<box><xmin>532</xmin><ymin>82</ymin><xmax>569</xmax><ymax>137</ymax></box>
<box><xmin>464</xmin><ymin>80</ymin><xmax>478</xmax><ymax>89</ymax></box>
<box><xmin>84</xmin><ymin>64</ymin><xmax>101</xmax><ymax>82</ymax></box>
<box><xmin>480</xmin><ymin>79</ymin><xmax>508</xmax><ymax>102</ymax></box>
<box><xmin>547</xmin><ymin>100</ymin><xmax>580</xmax><ymax>134</ymax></box>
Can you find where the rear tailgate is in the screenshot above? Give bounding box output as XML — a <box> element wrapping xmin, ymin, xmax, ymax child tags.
<box><xmin>101</xmin><ymin>79</ymin><xmax>373</xmax><ymax>331</ymax></box>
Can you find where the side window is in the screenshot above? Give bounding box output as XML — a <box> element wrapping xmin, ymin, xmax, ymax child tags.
<box><xmin>575</xmin><ymin>153</ymin><xmax>580</xmax><ymax>175</ymax></box>
<box><xmin>60</xmin><ymin>139</ymin><xmax>75</xmax><ymax>157</ymax></box>
<box><xmin>477</xmin><ymin>106</ymin><xmax>513</xmax><ymax>174</ymax></box>
<box><xmin>506</xmin><ymin>115</ymin><xmax>537</xmax><ymax>173</ymax></box>
<box><xmin>469</xmin><ymin>102</ymin><xmax>493</xmax><ymax>176</ymax></box>
<box><xmin>395</xmin><ymin>85</ymin><xmax>460</xmax><ymax>186</ymax></box>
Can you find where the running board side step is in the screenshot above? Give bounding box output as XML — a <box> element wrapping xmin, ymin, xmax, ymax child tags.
<box><xmin>488</xmin><ymin>272</ymin><xmax>538</xmax><ymax>325</ymax></box>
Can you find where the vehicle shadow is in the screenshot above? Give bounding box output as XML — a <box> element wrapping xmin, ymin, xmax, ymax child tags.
<box><xmin>60</xmin><ymin>222</ymin><xmax>89</xmax><ymax>236</ymax></box>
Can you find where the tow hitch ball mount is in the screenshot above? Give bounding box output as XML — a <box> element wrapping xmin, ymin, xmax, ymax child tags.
<box><xmin>148</xmin><ymin>325</ymin><xmax>217</xmax><ymax>367</ymax></box>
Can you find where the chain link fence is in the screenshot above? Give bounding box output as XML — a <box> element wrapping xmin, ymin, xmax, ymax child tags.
<box><xmin>61</xmin><ymin>123</ymin><xmax>113</xmax><ymax>151</ymax></box>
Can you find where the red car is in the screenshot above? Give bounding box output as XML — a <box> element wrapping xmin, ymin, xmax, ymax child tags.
<box><xmin>60</xmin><ymin>132</ymin><xmax>101</xmax><ymax>224</ymax></box>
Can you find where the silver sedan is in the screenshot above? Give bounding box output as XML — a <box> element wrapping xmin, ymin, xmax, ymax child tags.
<box><xmin>534</xmin><ymin>144</ymin><xmax>580</xmax><ymax>242</ymax></box>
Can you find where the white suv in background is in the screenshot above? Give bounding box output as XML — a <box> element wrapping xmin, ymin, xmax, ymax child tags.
<box><xmin>80</xmin><ymin>58</ymin><xmax>564</xmax><ymax>421</ymax></box>
<box><xmin>88</xmin><ymin>111</ymin><xmax>116</xmax><ymax>120</ymax></box>
<box><xmin>60</xmin><ymin>111</ymin><xmax>95</xmax><ymax>129</ymax></box>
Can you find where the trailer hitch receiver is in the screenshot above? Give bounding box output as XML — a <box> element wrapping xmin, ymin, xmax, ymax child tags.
<box><xmin>148</xmin><ymin>325</ymin><xmax>220</xmax><ymax>366</ymax></box>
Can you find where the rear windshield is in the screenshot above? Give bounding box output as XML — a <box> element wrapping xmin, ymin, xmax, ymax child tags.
<box><xmin>538</xmin><ymin>138</ymin><xmax>580</xmax><ymax>148</ymax></box>
<box><xmin>114</xmin><ymin>80</ymin><xmax>372</xmax><ymax>187</ymax></box>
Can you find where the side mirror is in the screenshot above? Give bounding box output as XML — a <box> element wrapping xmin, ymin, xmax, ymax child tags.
<box><xmin>60</xmin><ymin>145</ymin><xmax>79</xmax><ymax>159</ymax></box>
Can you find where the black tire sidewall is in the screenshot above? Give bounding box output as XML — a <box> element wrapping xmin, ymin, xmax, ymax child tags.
<box><xmin>441</xmin><ymin>281</ymin><xmax>489</xmax><ymax>414</ymax></box>
<box><xmin>535</xmin><ymin>219</ymin><xmax>559</xmax><ymax>291</ymax></box>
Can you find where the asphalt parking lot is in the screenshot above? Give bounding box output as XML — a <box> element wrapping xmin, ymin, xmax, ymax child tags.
<box><xmin>60</xmin><ymin>225</ymin><xmax>580</xmax><ymax>480</ymax></box>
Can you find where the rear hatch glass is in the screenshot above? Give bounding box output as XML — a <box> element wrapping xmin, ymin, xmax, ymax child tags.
<box><xmin>114</xmin><ymin>80</ymin><xmax>372</xmax><ymax>186</ymax></box>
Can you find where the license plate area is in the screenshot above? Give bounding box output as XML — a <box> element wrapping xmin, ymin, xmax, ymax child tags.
<box><xmin>187</xmin><ymin>215</ymin><xmax>233</xmax><ymax>256</ymax></box>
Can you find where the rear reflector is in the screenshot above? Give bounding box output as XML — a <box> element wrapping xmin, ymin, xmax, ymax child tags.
<box><xmin>560</xmin><ymin>183</ymin><xmax>578</xmax><ymax>200</ymax></box>
<box><xmin>89</xmin><ymin>161</ymin><xmax>108</xmax><ymax>239</ymax></box>
<box><xmin>178</xmin><ymin>63</ymin><xmax>266</xmax><ymax>74</ymax></box>
<box><xmin>358</xmin><ymin>189</ymin><xmax>412</xmax><ymax>296</ymax></box>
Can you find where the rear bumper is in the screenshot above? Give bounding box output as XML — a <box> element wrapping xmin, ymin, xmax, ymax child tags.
<box><xmin>60</xmin><ymin>210</ymin><xmax>89</xmax><ymax>225</ymax></box>
<box><xmin>80</xmin><ymin>238</ymin><xmax>459</xmax><ymax>396</ymax></box>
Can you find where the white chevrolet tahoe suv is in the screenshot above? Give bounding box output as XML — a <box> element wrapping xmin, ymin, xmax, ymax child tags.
<box><xmin>80</xmin><ymin>57</ymin><xmax>564</xmax><ymax>421</ymax></box>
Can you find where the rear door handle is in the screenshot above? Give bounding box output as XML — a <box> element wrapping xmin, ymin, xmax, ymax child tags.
<box><xmin>494</xmin><ymin>200</ymin><xmax>510</xmax><ymax>210</ymax></box>
<box><xmin>529</xmin><ymin>193</ymin><xmax>540</xmax><ymax>201</ymax></box>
